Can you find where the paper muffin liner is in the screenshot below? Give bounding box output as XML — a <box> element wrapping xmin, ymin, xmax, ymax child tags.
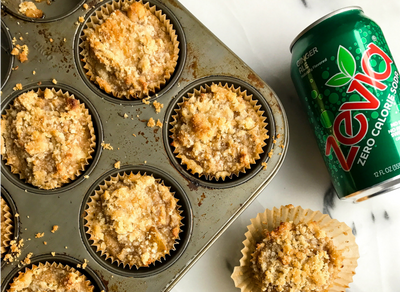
<box><xmin>170</xmin><ymin>82</ymin><xmax>269</xmax><ymax>181</ymax></box>
<box><xmin>1</xmin><ymin>88</ymin><xmax>97</xmax><ymax>190</ymax></box>
<box><xmin>1</xmin><ymin>198</ymin><xmax>14</xmax><ymax>256</ymax></box>
<box><xmin>80</xmin><ymin>0</ymin><xmax>180</xmax><ymax>100</ymax></box>
<box><xmin>8</xmin><ymin>262</ymin><xmax>94</xmax><ymax>291</ymax></box>
<box><xmin>231</xmin><ymin>205</ymin><xmax>359</xmax><ymax>292</ymax></box>
<box><xmin>84</xmin><ymin>171</ymin><xmax>183</xmax><ymax>269</ymax></box>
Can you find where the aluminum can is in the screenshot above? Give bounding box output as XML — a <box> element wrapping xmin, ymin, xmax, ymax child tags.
<box><xmin>290</xmin><ymin>7</ymin><xmax>400</xmax><ymax>202</ymax></box>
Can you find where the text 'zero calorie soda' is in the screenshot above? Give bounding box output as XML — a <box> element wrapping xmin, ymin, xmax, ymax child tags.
<box><xmin>290</xmin><ymin>7</ymin><xmax>400</xmax><ymax>202</ymax></box>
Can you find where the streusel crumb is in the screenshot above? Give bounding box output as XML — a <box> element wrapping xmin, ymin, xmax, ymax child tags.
<box><xmin>251</xmin><ymin>222</ymin><xmax>343</xmax><ymax>292</ymax></box>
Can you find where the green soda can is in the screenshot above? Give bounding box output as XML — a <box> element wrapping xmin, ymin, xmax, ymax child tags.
<box><xmin>290</xmin><ymin>7</ymin><xmax>400</xmax><ymax>202</ymax></box>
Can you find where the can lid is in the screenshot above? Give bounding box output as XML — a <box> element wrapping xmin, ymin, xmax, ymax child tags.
<box><xmin>289</xmin><ymin>6</ymin><xmax>363</xmax><ymax>53</ymax></box>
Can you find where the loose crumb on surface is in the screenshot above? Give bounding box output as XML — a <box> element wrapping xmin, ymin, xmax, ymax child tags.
<box><xmin>79</xmin><ymin>16</ymin><xmax>84</xmax><ymax>23</ymax></box>
<box><xmin>43</xmin><ymin>241</ymin><xmax>47</xmax><ymax>245</ymax></box>
<box><xmin>84</xmin><ymin>175</ymin><xmax>89</xmax><ymax>179</ymax></box>
<box><xmin>147</xmin><ymin>117</ymin><xmax>155</xmax><ymax>128</ymax></box>
<box><xmin>3</xmin><ymin>239</ymin><xmax>24</xmax><ymax>263</ymax></box>
<box><xmin>262</xmin><ymin>162</ymin><xmax>268</xmax><ymax>170</ymax></box>
<box><xmin>156</xmin><ymin>119</ymin><xmax>163</xmax><ymax>128</ymax></box>
<box><xmin>49</xmin><ymin>38</ymin><xmax>53</xmax><ymax>43</ymax></box>
<box><xmin>15</xmin><ymin>213</ymin><xmax>20</xmax><ymax>217</ymax></box>
<box><xmin>101</xmin><ymin>141</ymin><xmax>113</xmax><ymax>150</ymax></box>
<box><xmin>51</xmin><ymin>252</ymin><xmax>56</xmax><ymax>256</ymax></box>
<box><xmin>114</xmin><ymin>161</ymin><xmax>121</xmax><ymax>169</ymax></box>
<box><xmin>268</xmin><ymin>150</ymin><xmax>273</xmax><ymax>158</ymax></box>
<box><xmin>142</xmin><ymin>97</ymin><xmax>151</xmax><ymax>105</ymax></box>
<box><xmin>123</xmin><ymin>113</ymin><xmax>128</xmax><ymax>119</ymax></box>
<box><xmin>77</xmin><ymin>264</ymin><xmax>82</xmax><ymax>268</ymax></box>
<box><xmin>82</xmin><ymin>259</ymin><xmax>89</xmax><ymax>269</ymax></box>
<box><xmin>65</xmin><ymin>246</ymin><xmax>68</xmax><ymax>249</ymax></box>
<box><xmin>13</xmin><ymin>83</ymin><xmax>23</xmax><ymax>91</ymax></box>
<box><xmin>52</xmin><ymin>78</ymin><xmax>57</xmax><ymax>84</ymax></box>
<box><xmin>132</xmin><ymin>133</ymin><xmax>136</xmax><ymax>137</ymax></box>
<box><xmin>63</xmin><ymin>38</ymin><xmax>67</xmax><ymax>42</ymax></box>
<box><xmin>21</xmin><ymin>252</ymin><xmax>33</xmax><ymax>265</ymax></box>
<box><xmin>153</xmin><ymin>101</ymin><xmax>163</xmax><ymax>113</ymax></box>
<box><xmin>83</xmin><ymin>3</ymin><xmax>89</xmax><ymax>9</ymax></box>
<box><xmin>32</xmin><ymin>70</ymin><xmax>36</xmax><ymax>75</ymax></box>
<box><xmin>51</xmin><ymin>225</ymin><xmax>59</xmax><ymax>233</ymax></box>
<box><xmin>35</xmin><ymin>232</ymin><xmax>44</xmax><ymax>238</ymax></box>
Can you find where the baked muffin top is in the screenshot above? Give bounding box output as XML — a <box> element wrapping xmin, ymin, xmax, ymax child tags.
<box><xmin>86</xmin><ymin>173</ymin><xmax>181</xmax><ymax>268</ymax></box>
<box><xmin>251</xmin><ymin>221</ymin><xmax>343</xmax><ymax>292</ymax></box>
<box><xmin>84</xmin><ymin>2</ymin><xmax>178</xmax><ymax>98</ymax></box>
<box><xmin>8</xmin><ymin>263</ymin><xmax>94</xmax><ymax>292</ymax></box>
<box><xmin>1</xmin><ymin>89</ymin><xmax>95</xmax><ymax>189</ymax></box>
<box><xmin>171</xmin><ymin>84</ymin><xmax>268</xmax><ymax>179</ymax></box>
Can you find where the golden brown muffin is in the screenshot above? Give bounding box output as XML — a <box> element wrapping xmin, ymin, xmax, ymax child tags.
<box><xmin>1</xmin><ymin>89</ymin><xmax>96</xmax><ymax>189</ymax></box>
<box><xmin>251</xmin><ymin>221</ymin><xmax>343</xmax><ymax>292</ymax></box>
<box><xmin>85</xmin><ymin>173</ymin><xmax>182</xmax><ymax>268</ymax></box>
<box><xmin>8</xmin><ymin>262</ymin><xmax>94</xmax><ymax>292</ymax></box>
<box><xmin>82</xmin><ymin>1</ymin><xmax>179</xmax><ymax>99</ymax></box>
<box><xmin>171</xmin><ymin>84</ymin><xmax>268</xmax><ymax>180</ymax></box>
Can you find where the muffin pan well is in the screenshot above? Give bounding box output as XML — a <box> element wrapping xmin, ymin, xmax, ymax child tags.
<box><xmin>1</xmin><ymin>254</ymin><xmax>107</xmax><ymax>291</ymax></box>
<box><xmin>1</xmin><ymin>0</ymin><xmax>288</xmax><ymax>291</ymax></box>
<box><xmin>1</xmin><ymin>20</ymin><xmax>13</xmax><ymax>89</ymax></box>
<box><xmin>1</xmin><ymin>82</ymin><xmax>104</xmax><ymax>194</ymax></box>
<box><xmin>79</xmin><ymin>165</ymin><xmax>193</xmax><ymax>278</ymax></box>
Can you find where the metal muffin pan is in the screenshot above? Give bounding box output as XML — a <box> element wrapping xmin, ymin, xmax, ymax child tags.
<box><xmin>1</xmin><ymin>20</ymin><xmax>13</xmax><ymax>89</ymax></box>
<box><xmin>1</xmin><ymin>0</ymin><xmax>288</xmax><ymax>291</ymax></box>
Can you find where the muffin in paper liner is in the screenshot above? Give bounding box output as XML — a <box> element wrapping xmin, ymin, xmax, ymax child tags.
<box><xmin>84</xmin><ymin>172</ymin><xmax>183</xmax><ymax>269</ymax></box>
<box><xmin>80</xmin><ymin>0</ymin><xmax>180</xmax><ymax>99</ymax></box>
<box><xmin>1</xmin><ymin>197</ymin><xmax>14</xmax><ymax>256</ymax></box>
<box><xmin>1</xmin><ymin>88</ymin><xmax>97</xmax><ymax>190</ymax></box>
<box><xmin>170</xmin><ymin>83</ymin><xmax>269</xmax><ymax>181</ymax></box>
<box><xmin>231</xmin><ymin>205</ymin><xmax>359</xmax><ymax>292</ymax></box>
<box><xmin>7</xmin><ymin>261</ymin><xmax>94</xmax><ymax>292</ymax></box>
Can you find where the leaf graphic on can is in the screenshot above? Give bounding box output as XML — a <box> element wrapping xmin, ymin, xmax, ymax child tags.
<box><xmin>326</xmin><ymin>45</ymin><xmax>356</xmax><ymax>87</ymax></box>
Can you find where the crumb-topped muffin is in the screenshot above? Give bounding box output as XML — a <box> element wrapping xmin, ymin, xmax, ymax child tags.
<box><xmin>85</xmin><ymin>173</ymin><xmax>182</xmax><ymax>268</ymax></box>
<box><xmin>1</xmin><ymin>197</ymin><xmax>13</xmax><ymax>256</ymax></box>
<box><xmin>1</xmin><ymin>89</ymin><xmax>96</xmax><ymax>189</ymax></box>
<box><xmin>8</xmin><ymin>262</ymin><xmax>94</xmax><ymax>292</ymax></box>
<box><xmin>82</xmin><ymin>1</ymin><xmax>179</xmax><ymax>99</ymax></box>
<box><xmin>171</xmin><ymin>84</ymin><xmax>268</xmax><ymax>180</ymax></box>
<box><xmin>231</xmin><ymin>205</ymin><xmax>359</xmax><ymax>292</ymax></box>
<box><xmin>251</xmin><ymin>221</ymin><xmax>343</xmax><ymax>292</ymax></box>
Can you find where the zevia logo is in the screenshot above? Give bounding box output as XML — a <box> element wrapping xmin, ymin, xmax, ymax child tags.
<box><xmin>325</xmin><ymin>43</ymin><xmax>397</xmax><ymax>171</ymax></box>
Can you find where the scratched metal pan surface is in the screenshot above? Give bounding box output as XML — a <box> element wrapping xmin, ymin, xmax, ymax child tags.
<box><xmin>0</xmin><ymin>0</ymin><xmax>288</xmax><ymax>291</ymax></box>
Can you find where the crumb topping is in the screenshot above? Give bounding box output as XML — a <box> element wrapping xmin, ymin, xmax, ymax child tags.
<box><xmin>1</xmin><ymin>90</ymin><xmax>95</xmax><ymax>189</ymax></box>
<box><xmin>19</xmin><ymin>2</ymin><xmax>43</xmax><ymax>18</ymax></box>
<box><xmin>251</xmin><ymin>222</ymin><xmax>343</xmax><ymax>292</ymax></box>
<box><xmin>83</xmin><ymin>2</ymin><xmax>178</xmax><ymax>98</ymax></box>
<box><xmin>171</xmin><ymin>84</ymin><xmax>268</xmax><ymax>179</ymax></box>
<box><xmin>8</xmin><ymin>263</ymin><xmax>94</xmax><ymax>292</ymax></box>
<box><xmin>86</xmin><ymin>173</ymin><xmax>181</xmax><ymax>267</ymax></box>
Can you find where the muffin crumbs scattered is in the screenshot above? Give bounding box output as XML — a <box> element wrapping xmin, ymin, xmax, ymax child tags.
<box><xmin>79</xmin><ymin>16</ymin><xmax>85</xmax><ymax>23</ymax></box>
<box><xmin>43</xmin><ymin>241</ymin><xmax>47</xmax><ymax>245</ymax></box>
<box><xmin>132</xmin><ymin>133</ymin><xmax>136</xmax><ymax>137</ymax></box>
<box><xmin>114</xmin><ymin>161</ymin><xmax>121</xmax><ymax>169</ymax></box>
<box><xmin>21</xmin><ymin>252</ymin><xmax>33</xmax><ymax>265</ymax></box>
<box><xmin>3</xmin><ymin>239</ymin><xmax>24</xmax><ymax>263</ymax></box>
<box><xmin>82</xmin><ymin>259</ymin><xmax>89</xmax><ymax>269</ymax></box>
<box><xmin>51</xmin><ymin>225</ymin><xmax>59</xmax><ymax>233</ymax></box>
<box><xmin>49</xmin><ymin>38</ymin><xmax>53</xmax><ymax>43</ymax></box>
<box><xmin>153</xmin><ymin>101</ymin><xmax>164</xmax><ymax>113</ymax></box>
<box><xmin>156</xmin><ymin>119</ymin><xmax>163</xmax><ymax>128</ymax></box>
<box><xmin>84</xmin><ymin>175</ymin><xmax>89</xmax><ymax>179</ymax></box>
<box><xmin>83</xmin><ymin>3</ymin><xmax>89</xmax><ymax>9</ymax></box>
<box><xmin>51</xmin><ymin>252</ymin><xmax>56</xmax><ymax>256</ymax></box>
<box><xmin>262</xmin><ymin>162</ymin><xmax>268</xmax><ymax>170</ymax></box>
<box><xmin>52</xmin><ymin>78</ymin><xmax>58</xmax><ymax>84</ymax></box>
<box><xmin>19</xmin><ymin>2</ymin><xmax>43</xmax><ymax>18</ymax></box>
<box><xmin>101</xmin><ymin>142</ymin><xmax>114</xmax><ymax>150</ymax></box>
<box><xmin>13</xmin><ymin>83</ymin><xmax>23</xmax><ymax>91</ymax></box>
<box><xmin>35</xmin><ymin>232</ymin><xmax>44</xmax><ymax>238</ymax></box>
<box><xmin>147</xmin><ymin>118</ymin><xmax>156</xmax><ymax>128</ymax></box>
<box><xmin>123</xmin><ymin>113</ymin><xmax>128</xmax><ymax>118</ymax></box>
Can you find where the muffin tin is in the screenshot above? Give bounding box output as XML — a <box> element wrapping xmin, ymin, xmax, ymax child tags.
<box><xmin>0</xmin><ymin>0</ymin><xmax>288</xmax><ymax>291</ymax></box>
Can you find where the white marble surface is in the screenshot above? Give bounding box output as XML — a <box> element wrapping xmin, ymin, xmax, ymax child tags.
<box><xmin>172</xmin><ymin>1</ymin><xmax>400</xmax><ymax>291</ymax></box>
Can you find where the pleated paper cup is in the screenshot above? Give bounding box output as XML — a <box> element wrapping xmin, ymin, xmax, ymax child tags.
<box><xmin>7</xmin><ymin>262</ymin><xmax>94</xmax><ymax>292</ymax></box>
<box><xmin>232</xmin><ymin>205</ymin><xmax>359</xmax><ymax>292</ymax></box>
<box><xmin>170</xmin><ymin>83</ymin><xmax>269</xmax><ymax>181</ymax></box>
<box><xmin>80</xmin><ymin>0</ymin><xmax>180</xmax><ymax>99</ymax></box>
<box><xmin>1</xmin><ymin>198</ymin><xmax>13</xmax><ymax>255</ymax></box>
<box><xmin>84</xmin><ymin>172</ymin><xmax>183</xmax><ymax>269</ymax></box>
<box><xmin>1</xmin><ymin>88</ymin><xmax>96</xmax><ymax>189</ymax></box>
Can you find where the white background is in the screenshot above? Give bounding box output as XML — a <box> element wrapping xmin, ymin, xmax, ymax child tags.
<box><xmin>173</xmin><ymin>1</ymin><xmax>400</xmax><ymax>291</ymax></box>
